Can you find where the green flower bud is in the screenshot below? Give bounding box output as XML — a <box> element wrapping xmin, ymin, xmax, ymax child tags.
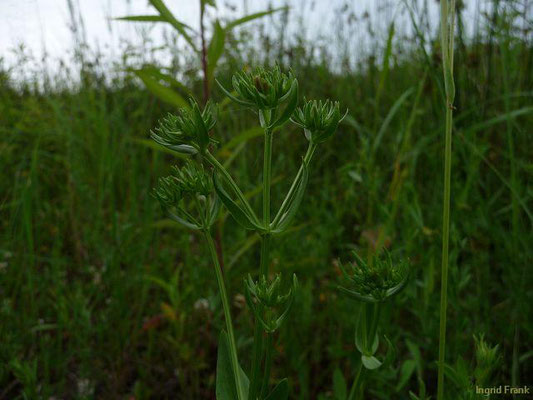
<box><xmin>338</xmin><ymin>250</ymin><xmax>409</xmax><ymax>303</ymax></box>
<box><xmin>217</xmin><ymin>65</ymin><xmax>297</xmax><ymax>110</ymax></box>
<box><xmin>245</xmin><ymin>274</ymin><xmax>290</xmax><ymax>308</ymax></box>
<box><xmin>153</xmin><ymin>175</ymin><xmax>182</xmax><ymax>211</ymax></box>
<box><xmin>290</xmin><ymin>99</ymin><xmax>347</xmax><ymax>144</ymax></box>
<box><xmin>152</xmin><ymin>161</ymin><xmax>219</xmax><ymax>230</ymax></box>
<box><xmin>171</xmin><ymin>161</ymin><xmax>212</xmax><ymax>197</ymax></box>
<box><xmin>244</xmin><ymin>273</ymin><xmax>298</xmax><ymax>333</ymax></box>
<box><xmin>474</xmin><ymin>334</ymin><xmax>500</xmax><ymax>386</ymax></box>
<box><xmin>151</xmin><ymin>99</ymin><xmax>217</xmax><ymax>154</ymax></box>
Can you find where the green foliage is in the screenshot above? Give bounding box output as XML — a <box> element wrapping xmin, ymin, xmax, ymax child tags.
<box><xmin>116</xmin><ymin>0</ymin><xmax>286</xmax><ymax>105</ymax></box>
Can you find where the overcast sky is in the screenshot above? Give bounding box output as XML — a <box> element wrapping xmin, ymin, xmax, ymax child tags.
<box><xmin>0</xmin><ymin>0</ymin><xmax>483</xmax><ymax>75</ymax></box>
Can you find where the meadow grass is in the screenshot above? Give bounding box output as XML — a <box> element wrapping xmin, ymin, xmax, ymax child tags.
<box><xmin>0</xmin><ymin>1</ymin><xmax>532</xmax><ymax>398</ymax></box>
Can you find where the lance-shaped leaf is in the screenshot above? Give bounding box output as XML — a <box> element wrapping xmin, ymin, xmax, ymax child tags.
<box><xmin>270</xmin><ymin>159</ymin><xmax>309</xmax><ymax>233</ymax></box>
<box><xmin>337</xmin><ymin>285</ymin><xmax>381</xmax><ymax>303</ymax></box>
<box><xmin>191</xmin><ymin>101</ymin><xmax>210</xmax><ymax>150</ymax></box>
<box><xmin>216</xmin><ymin>331</ymin><xmax>250</xmax><ymax>400</ymax></box>
<box><xmin>129</xmin><ymin>66</ymin><xmax>191</xmax><ymax>96</ymax></box>
<box><xmin>150</xmin><ymin>133</ymin><xmax>198</xmax><ymax>155</ymax></box>
<box><xmin>213</xmin><ymin>172</ymin><xmax>264</xmax><ymax>231</ymax></box>
<box><xmin>382</xmin><ymin>335</ymin><xmax>396</xmax><ymax>368</ymax></box>
<box><xmin>268</xmin><ymin>80</ymin><xmax>298</xmax><ymax>130</ymax></box>
<box><xmin>332</xmin><ymin>368</ymin><xmax>347</xmax><ymax>400</ymax></box>
<box><xmin>208</xmin><ymin>195</ymin><xmax>221</xmax><ymax>227</ymax></box>
<box><xmin>225</xmin><ymin>7</ymin><xmax>288</xmax><ymax>31</ymax></box>
<box><xmin>149</xmin><ymin>0</ymin><xmax>197</xmax><ymax>50</ymax></box>
<box><xmin>135</xmin><ymin>69</ymin><xmax>189</xmax><ymax>108</ymax></box>
<box><xmin>114</xmin><ymin>15</ymin><xmax>166</xmax><ymax>22</ymax></box>
<box><xmin>215</xmin><ymin>79</ymin><xmax>253</xmax><ymax>107</ymax></box>
<box><xmin>265</xmin><ymin>379</ymin><xmax>289</xmax><ymax>400</ymax></box>
<box><xmin>271</xmin><ymin>283</ymin><xmax>296</xmax><ymax>331</ymax></box>
<box><xmin>167</xmin><ymin>210</ymin><xmax>202</xmax><ymax>231</ymax></box>
<box><xmin>207</xmin><ymin>20</ymin><xmax>226</xmax><ymax>84</ymax></box>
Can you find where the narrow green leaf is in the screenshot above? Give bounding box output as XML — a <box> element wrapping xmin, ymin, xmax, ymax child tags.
<box><xmin>271</xmin><ymin>158</ymin><xmax>308</xmax><ymax>233</ymax></box>
<box><xmin>215</xmin><ymin>332</ymin><xmax>250</xmax><ymax>400</ymax></box>
<box><xmin>355</xmin><ymin>308</ymin><xmax>367</xmax><ymax>354</ymax></box>
<box><xmin>167</xmin><ymin>211</ymin><xmax>201</xmax><ymax>230</ymax></box>
<box><xmin>373</xmin><ymin>87</ymin><xmax>414</xmax><ymax>153</ymax></box>
<box><xmin>370</xmin><ymin>333</ymin><xmax>379</xmax><ymax>355</ymax></box>
<box><xmin>130</xmin><ymin>138</ymin><xmax>189</xmax><ymax>158</ymax></box>
<box><xmin>191</xmin><ymin>102</ymin><xmax>209</xmax><ymax>150</ymax></box>
<box><xmin>225</xmin><ymin>7</ymin><xmax>287</xmax><ymax>30</ymax></box>
<box><xmin>129</xmin><ymin>66</ymin><xmax>191</xmax><ymax>95</ymax></box>
<box><xmin>215</xmin><ymin>79</ymin><xmax>252</xmax><ymax>106</ymax></box>
<box><xmin>264</xmin><ymin>378</ymin><xmax>289</xmax><ymax>400</ymax></box>
<box><xmin>216</xmin><ymin>331</ymin><xmax>237</xmax><ymax>400</ymax></box>
<box><xmin>213</xmin><ymin>172</ymin><xmax>263</xmax><ymax>231</ymax></box>
<box><xmin>396</xmin><ymin>360</ymin><xmax>417</xmax><ymax>392</ymax></box>
<box><xmin>464</xmin><ymin>106</ymin><xmax>533</xmax><ymax>135</ymax></box>
<box><xmin>149</xmin><ymin>0</ymin><xmax>197</xmax><ymax>50</ymax></box>
<box><xmin>114</xmin><ymin>15</ymin><xmax>166</xmax><ymax>22</ymax></box>
<box><xmin>332</xmin><ymin>368</ymin><xmax>347</xmax><ymax>400</ymax></box>
<box><xmin>382</xmin><ymin>335</ymin><xmax>396</xmax><ymax>367</ymax></box>
<box><xmin>441</xmin><ymin>363</ymin><xmax>463</xmax><ymax>389</ymax></box>
<box><xmin>338</xmin><ymin>286</ymin><xmax>377</xmax><ymax>303</ymax></box>
<box><xmin>134</xmin><ymin>70</ymin><xmax>189</xmax><ymax>108</ymax></box>
<box><xmin>207</xmin><ymin>20</ymin><xmax>226</xmax><ymax>83</ymax></box>
<box><xmin>208</xmin><ymin>196</ymin><xmax>221</xmax><ymax>227</ymax></box>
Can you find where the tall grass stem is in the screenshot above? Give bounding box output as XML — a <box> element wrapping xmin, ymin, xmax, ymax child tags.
<box><xmin>437</xmin><ymin>1</ymin><xmax>456</xmax><ymax>399</ymax></box>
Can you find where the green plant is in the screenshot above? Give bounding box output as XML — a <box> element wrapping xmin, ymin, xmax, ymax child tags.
<box><xmin>437</xmin><ymin>1</ymin><xmax>457</xmax><ymax>399</ymax></box>
<box><xmin>337</xmin><ymin>250</ymin><xmax>409</xmax><ymax>400</ymax></box>
<box><xmin>151</xmin><ymin>65</ymin><xmax>345</xmax><ymax>399</ymax></box>
<box><xmin>115</xmin><ymin>0</ymin><xmax>286</xmax><ymax>105</ymax></box>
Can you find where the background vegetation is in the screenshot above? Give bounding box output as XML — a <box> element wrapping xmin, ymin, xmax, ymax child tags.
<box><xmin>0</xmin><ymin>0</ymin><xmax>531</xmax><ymax>398</ymax></box>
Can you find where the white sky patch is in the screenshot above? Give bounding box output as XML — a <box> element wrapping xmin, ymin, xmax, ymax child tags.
<box><xmin>0</xmin><ymin>0</ymin><xmax>482</xmax><ymax>78</ymax></box>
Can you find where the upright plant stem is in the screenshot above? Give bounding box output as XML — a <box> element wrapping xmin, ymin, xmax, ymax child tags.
<box><xmin>347</xmin><ymin>361</ymin><xmax>364</xmax><ymax>400</ymax></box>
<box><xmin>437</xmin><ymin>1</ymin><xmax>455</xmax><ymax>399</ymax></box>
<box><xmin>260</xmin><ymin>334</ymin><xmax>274</xmax><ymax>398</ymax></box>
<box><xmin>204</xmin><ymin>231</ymin><xmax>245</xmax><ymax>400</ymax></box>
<box><xmin>249</xmin><ymin>237</ymin><xmax>269</xmax><ymax>399</ymax></box>
<box><xmin>250</xmin><ymin>129</ymin><xmax>274</xmax><ymax>400</ymax></box>
<box><xmin>263</xmin><ymin>130</ymin><xmax>273</xmax><ymax>228</ymax></box>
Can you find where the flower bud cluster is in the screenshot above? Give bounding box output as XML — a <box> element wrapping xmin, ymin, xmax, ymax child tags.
<box><xmin>151</xmin><ymin>99</ymin><xmax>217</xmax><ymax>154</ymax></box>
<box><xmin>153</xmin><ymin>161</ymin><xmax>219</xmax><ymax>230</ymax></box>
<box><xmin>339</xmin><ymin>250</ymin><xmax>409</xmax><ymax>303</ymax></box>
<box><xmin>229</xmin><ymin>65</ymin><xmax>296</xmax><ymax>110</ymax></box>
<box><xmin>291</xmin><ymin>99</ymin><xmax>347</xmax><ymax>144</ymax></box>
<box><xmin>244</xmin><ymin>273</ymin><xmax>298</xmax><ymax>333</ymax></box>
